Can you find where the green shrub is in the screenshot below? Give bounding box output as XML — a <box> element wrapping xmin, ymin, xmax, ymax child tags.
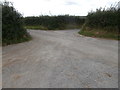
<box><xmin>2</xmin><ymin>1</ymin><xmax>31</xmax><ymax>45</ymax></box>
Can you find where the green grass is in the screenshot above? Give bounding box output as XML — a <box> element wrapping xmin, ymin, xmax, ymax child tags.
<box><xmin>24</xmin><ymin>25</ymin><xmax>48</xmax><ymax>30</ymax></box>
<box><xmin>25</xmin><ymin>25</ymin><xmax>82</xmax><ymax>30</ymax></box>
<box><xmin>79</xmin><ymin>29</ymin><xmax>119</xmax><ymax>40</ymax></box>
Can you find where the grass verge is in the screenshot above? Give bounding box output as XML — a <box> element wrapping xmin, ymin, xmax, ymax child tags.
<box><xmin>24</xmin><ymin>25</ymin><xmax>82</xmax><ymax>30</ymax></box>
<box><xmin>79</xmin><ymin>29</ymin><xmax>119</xmax><ymax>40</ymax></box>
<box><xmin>24</xmin><ymin>25</ymin><xmax>48</xmax><ymax>30</ymax></box>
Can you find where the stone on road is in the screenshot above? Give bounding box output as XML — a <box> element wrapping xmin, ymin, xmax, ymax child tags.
<box><xmin>2</xmin><ymin>30</ymin><xmax>118</xmax><ymax>88</ymax></box>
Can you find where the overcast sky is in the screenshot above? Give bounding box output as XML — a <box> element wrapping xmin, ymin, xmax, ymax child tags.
<box><xmin>3</xmin><ymin>0</ymin><xmax>120</xmax><ymax>16</ymax></box>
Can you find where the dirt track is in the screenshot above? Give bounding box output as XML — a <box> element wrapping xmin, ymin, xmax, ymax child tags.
<box><xmin>2</xmin><ymin>29</ymin><xmax>118</xmax><ymax>88</ymax></box>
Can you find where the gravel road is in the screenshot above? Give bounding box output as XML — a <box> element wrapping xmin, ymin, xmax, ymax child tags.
<box><xmin>2</xmin><ymin>29</ymin><xmax>118</xmax><ymax>88</ymax></box>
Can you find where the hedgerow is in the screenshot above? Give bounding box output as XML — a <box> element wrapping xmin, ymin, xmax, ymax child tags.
<box><xmin>23</xmin><ymin>15</ymin><xmax>86</xmax><ymax>30</ymax></box>
<box><xmin>2</xmin><ymin>1</ymin><xmax>31</xmax><ymax>45</ymax></box>
<box><xmin>79</xmin><ymin>2</ymin><xmax>119</xmax><ymax>40</ymax></box>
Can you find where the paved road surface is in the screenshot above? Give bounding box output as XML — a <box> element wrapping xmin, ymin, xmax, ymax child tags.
<box><xmin>2</xmin><ymin>30</ymin><xmax>118</xmax><ymax>88</ymax></box>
